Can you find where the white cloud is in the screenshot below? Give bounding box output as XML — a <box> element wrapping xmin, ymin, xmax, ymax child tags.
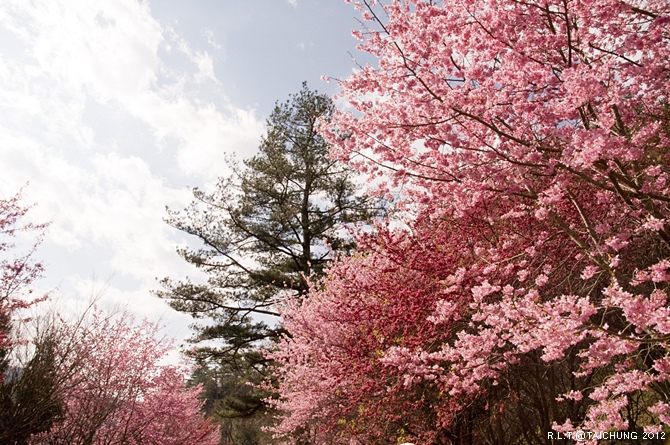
<box><xmin>0</xmin><ymin>0</ymin><xmax>264</xmax><ymax>182</ymax></box>
<box><xmin>287</xmin><ymin>0</ymin><xmax>298</xmax><ymax>7</ymax></box>
<box><xmin>0</xmin><ymin>0</ymin><xmax>266</xmax><ymax>345</ymax></box>
<box><xmin>9</xmin><ymin>1</ymin><xmax>162</xmax><ymax>102</ymax></box>
<box><xmin>174</xmin><ymin>32</ymin><xmax>218</xmax><ymax>84</ymax></box>
<box><xmin>298</xmin><ymin>41</ymin><xmax>314</xmax><ymax>51</ymax></box>
<box><xmin>203</xmin><ymin>28</ymin><xmax>222</xmax><ymax>51</ymax></box>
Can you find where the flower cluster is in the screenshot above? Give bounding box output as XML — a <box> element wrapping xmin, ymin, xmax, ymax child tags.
<box><xmin>271</xmin><ymin>0</ymin><xmax>670</xmax><ymax>443</ymax></box>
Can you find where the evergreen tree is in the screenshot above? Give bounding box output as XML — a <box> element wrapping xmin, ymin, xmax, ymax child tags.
<box><xmin>0</xmin><ymin>327</ymin><xmax>63</xmax><ymax>445</ymax></box>
<box><xmin>156</xmin><ymin>83</ymin><xmax>376</xmax><ymax>442</ymax></box>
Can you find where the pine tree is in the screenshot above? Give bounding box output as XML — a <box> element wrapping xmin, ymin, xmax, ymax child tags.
<box><xmin>156</xmin><ymin>83</ymin><xmax>376</xmax><ymax>442</ymax></box>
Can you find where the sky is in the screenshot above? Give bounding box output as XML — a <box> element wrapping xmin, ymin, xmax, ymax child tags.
<box><xmin>0</xmin><ymin>0</ymin><xmax>369</xmax><ymax>345</ymax></box>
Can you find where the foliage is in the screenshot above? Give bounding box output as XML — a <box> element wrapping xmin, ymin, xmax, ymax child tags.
<box><xmin>28</xmin><ymin>308</ymin><xmax>220</xmax><ymax>445</ymax></box>
<box><xmin>190</xmin><ymin>359</ymin><xmax>276</xmax><ymax>445</ymax></box>
<box><xmin>0</xmin><ymin>189</ymin><xmax>57</xmax><ymax>444</ymax></box>
<box><xmin>157</xmin><ymin>83</ymin><xmax>376</xmax><ymax>441</ymax></box>
<box><xmin>0</xmin><ymin>190</ymin><xmax>217</xmax><ymax>445</ymax></box>
<box><xmin>270</xmin><ymin>0</ymin><xmax>670</xmax><ymax>443</ymax></box>
<box><xmin>0</xmin><ymin>321</ymin><xmax>63</xmax><ymax>445</ymax></box>
<box><xmin>0</xmin><ymin>189</ymin><xmax>48</xmax><ymax>370</ymax></box>
<box><xmin>158</xmin><ymin>83</ymin><xmax>374</xmax><ymax>360</ymax></box>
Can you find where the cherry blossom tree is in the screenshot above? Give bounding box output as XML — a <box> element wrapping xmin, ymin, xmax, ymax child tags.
<box><xmin>273</xmin><ymin>209</ymin><xmax>591</xmax><ymax>444</ymax></box>
<box><xmin>29</xmin><ymin>308</ymin><xmax>220</xmax><ymax>445</ymax></box>
<box><xmin>270</xmin><ymin>220</ymin><xmax>478</xmax><ymax>444</ymax></box>
<box><xmin>0</xmin><ymin>190</ymin><xmax>57</xmax><ymax>444</ymax></box>
<box><xmin>0</xmin><ymin>190</ymin><xmax>218</xmax><ymax>444</ymax></box>
<box><xmin>0</xmin><ymin>189</ymin><xmax>48</xmax><ymax>373</ymax></box>
<box><xmin>271</xmin><ymin>0</ymin><xmax>670</xmax><ymax>443</ymax></box>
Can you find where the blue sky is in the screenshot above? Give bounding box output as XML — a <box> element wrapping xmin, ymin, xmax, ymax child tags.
<box><xmin>0</xmin><ymin>0</ymin><xmax>369</xmax><ymax>344</ymax></box>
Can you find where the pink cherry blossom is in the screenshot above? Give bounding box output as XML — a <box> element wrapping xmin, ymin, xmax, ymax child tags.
<box><xmin>271</xmin><ymin>0</ymin><xmax>670</xmax><ymax>442</ymax></box>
